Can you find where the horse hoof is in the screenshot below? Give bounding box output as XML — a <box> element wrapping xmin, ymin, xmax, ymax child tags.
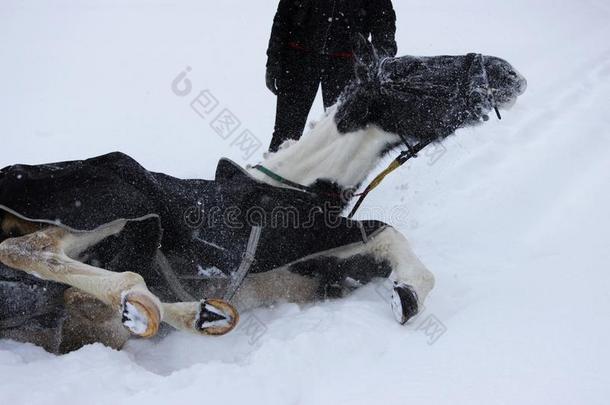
<box><xmin>391</xmin><ymin>283</ymin><xmax>419</xmax><ymax>325</ymax></box>
<box><xmin>121</xmin><ymin>291</ymin><xmax>161</xmax><ymax>338</ymax></box>
<box><xmin>195</xmin><ymin>299</ymin><xmax>239</xmax><ymax>336</ymax></box>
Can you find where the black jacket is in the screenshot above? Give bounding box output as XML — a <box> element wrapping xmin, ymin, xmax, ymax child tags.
<box><xmin>266</xmin><ymin>0</ymin><xmax>397</xmax><ymax>67</ymax></box>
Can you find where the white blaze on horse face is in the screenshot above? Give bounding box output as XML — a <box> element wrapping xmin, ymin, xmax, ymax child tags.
<box><xmin>251</xmin><ymin>108</ymin><xmax>401</xmax><ymax>189</ymax></box>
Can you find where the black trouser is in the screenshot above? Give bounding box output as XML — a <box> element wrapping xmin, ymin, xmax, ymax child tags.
<box><xmin>269</xmin><ymin>49</ymin><xmax>354</xmax><ymax>152</ymax></box>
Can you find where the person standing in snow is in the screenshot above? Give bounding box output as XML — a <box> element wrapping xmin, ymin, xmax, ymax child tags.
<box><xmin>265</xmin><ymin>0</ymin><xmax>397</xmax><ymax>152</ymax></box>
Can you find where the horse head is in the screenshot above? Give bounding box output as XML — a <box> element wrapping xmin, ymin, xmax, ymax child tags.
<box><xmin>335</xmin><ymin>36</ymin><xmax>527</xmax><ymax>146</ymax></box>
<box><xmin>254</xmin><ymin>38</ymin><xmax>527</xmax><ymax>212</ymax></box>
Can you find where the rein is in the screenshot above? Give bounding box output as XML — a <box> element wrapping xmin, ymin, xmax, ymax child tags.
<box><xmin>347</xmin><ymin>140</ymin><xmax>428</xmax><ymax>218</ymax></box>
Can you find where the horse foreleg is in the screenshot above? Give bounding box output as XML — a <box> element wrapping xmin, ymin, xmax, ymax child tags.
<box><xmin>372</xmin><ymin>227</ymin><xmax>435</xmax><ymax>324</ymax></box>
<box><xmin>333</xmin><ymin>226</ymin><xmax>435</xmax><ymax>324</ymax></box>
<box><xmin>234</xmin><ymin>226</ymin><xmax>434</xmax><ymax>326</ymax></box>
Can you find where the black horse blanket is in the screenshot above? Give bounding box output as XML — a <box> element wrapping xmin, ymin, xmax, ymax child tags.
<box><xmin>0</xmin><ymin>152</ymin><xmax>387</xmax><ymax>334</ymax></box>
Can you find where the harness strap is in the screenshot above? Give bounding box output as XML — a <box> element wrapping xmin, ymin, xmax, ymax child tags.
<box><xmin>254</xmin><ymin>142</ymin><xmax>429</xmax><ymax>219</ymax></box>
<box><xmin>253</xmin><ymin>165</ymin><xmax>315</xmax><ymax>194</ymax></box>
<box><xmin>223</xmin><ymin>225</ymin><xmax>262</xmax><ymax>302</ymax></box>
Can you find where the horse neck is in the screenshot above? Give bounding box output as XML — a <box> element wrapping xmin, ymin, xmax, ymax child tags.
<box><xmin>249</xmin><ymin>109</ymin><xmax>400</xmax><ymax>191</ymax></box>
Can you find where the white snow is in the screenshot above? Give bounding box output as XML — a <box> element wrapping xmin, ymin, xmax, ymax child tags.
<box><xmin>1</xmin><ymin>0</ymin><xmax>609</xmax><ymax>404</ymax></box>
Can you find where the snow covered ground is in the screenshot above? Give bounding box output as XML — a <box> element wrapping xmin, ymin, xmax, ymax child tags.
<box><xmin>1</xmin><ymin>0</ymin><xmax>609</xmax><ymax>403</ymax></box>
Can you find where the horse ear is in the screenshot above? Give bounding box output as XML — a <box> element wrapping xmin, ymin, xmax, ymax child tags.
<box><xmin>352</xmin><ymin>34</ymin><xmax>378</xmax><ymax>82</ymax></box>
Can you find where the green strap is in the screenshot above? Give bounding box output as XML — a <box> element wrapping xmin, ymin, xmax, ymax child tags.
<box><xmin>253</xmin><ymin>165</ymin><xmax>314</xmax><ymax>193</ymax></box>
<box><xmin>256</xmin><ymin>141</ymin><xmax>428</xmax><ymax>219</ymax></box>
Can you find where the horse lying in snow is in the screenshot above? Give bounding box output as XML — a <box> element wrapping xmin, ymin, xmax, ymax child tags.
<box><xmin>0</xmin><ymin>43</ymin><xmax>526</xmax><ymax>353</ymax></box>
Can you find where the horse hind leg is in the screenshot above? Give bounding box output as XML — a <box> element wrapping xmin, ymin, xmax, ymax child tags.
<box><xmin>0</xmin><ymin>223</ymin><xmax>163</xmax><ymax>338</ymax></box>
<box><xmin>151</xmin><ymin>250</ymin><xmax>239</xmax><ymax>336</ymax></box>
<box><xmin>60</xmin><ymin>222</ymin><xmax>239</xmax><ymax>335</ymax></box>
<box><xmin>161</xmin><ymin>300</ymin><xmax>239</xmax><ymax>336</ymax></box>
<box><xmin>0</xmin><ymin>218</ymin><xmax>239</xmax><ymax>339</ymax></box>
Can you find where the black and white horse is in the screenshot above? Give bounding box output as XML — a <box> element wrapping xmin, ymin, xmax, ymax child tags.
<box><xmin>0</xmin><ymin>41</ymin><xmax>526</xmax><ymax>353</ymax></box>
